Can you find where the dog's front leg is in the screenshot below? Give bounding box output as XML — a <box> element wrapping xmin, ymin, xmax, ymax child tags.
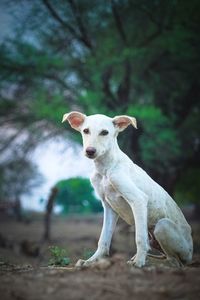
<box><xmin>76</xmin><ymin>201</ymin><xmax>118</xmax><ymax>267</ymax></box>
<box><xmin>109</xmin><ymin>173</ymin><xmax>150</xmax><ymax>268</ymax></box>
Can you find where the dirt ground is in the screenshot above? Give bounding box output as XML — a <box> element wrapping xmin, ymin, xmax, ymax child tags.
<box><xmin>0</xmin><ymin>213</ymin><xmax>200</xmax><ymax>300</ymax></box>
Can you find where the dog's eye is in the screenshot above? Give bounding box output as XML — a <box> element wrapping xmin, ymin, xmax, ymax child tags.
<box><xmin>83</xmin><ymin>128</ymin><xmax>90</xmax><ymax>134</ymax></box>
<box><xmin>100</xmin><ymin>130</ymin><xmax>109</xmax><ymax>136</ymax></box>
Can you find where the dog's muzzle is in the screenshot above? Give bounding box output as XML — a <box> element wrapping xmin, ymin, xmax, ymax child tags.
<box><xmin>85</xmin><ymin>147</ymin><xmax>96</xmax><ymax>159</ymax></box>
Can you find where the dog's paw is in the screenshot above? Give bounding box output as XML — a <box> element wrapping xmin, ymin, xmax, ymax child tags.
<box><xmin>75</xmin><ymin>258</ymin><xmax>111</xmax><ymax>269</ymax></box>
<box><xmin>75</xmin><ymin>259</ymin><xmax>87</xmax><ymax>268</ymax></box>
<box><xmin>127</xmin><ymin>255</ymin><xmax>146</xmax><ymax>268</ymax></box>
<box><xmin>75</xmin><ymin>259</ymin><xmax>94</xmax><ymax>268</ymax></box>
<box><xmin>75</xmin><ymin>258</ymin><xmax>97</xmax><ymax>268</ymax></box>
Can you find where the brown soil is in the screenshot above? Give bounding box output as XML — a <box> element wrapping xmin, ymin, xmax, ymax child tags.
<box><xmin>0</xmin><ymin>214</ymin><xmax>200</xmax><ymax>300</ymax></box>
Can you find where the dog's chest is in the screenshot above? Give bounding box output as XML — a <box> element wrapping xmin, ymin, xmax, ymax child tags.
<box><xmin>102</xmin><ymin>176</ymin><xmax>134</xmax><ymax>225</ymax></box>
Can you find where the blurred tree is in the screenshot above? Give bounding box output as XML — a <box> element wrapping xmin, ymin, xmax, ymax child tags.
<box><xmin>0</xmin><ymin>154</ymin><xmax>44</xmax><ymax>219</ymax></box>
<box><xmin>0</xmin><ymin>0</ymin><xmax>199</xmax><ymax>202</ymax></box>
<box><xmin>55</xmin><ymin>178</ymin><xmax>102</xmax><ymax>214</ymax></box>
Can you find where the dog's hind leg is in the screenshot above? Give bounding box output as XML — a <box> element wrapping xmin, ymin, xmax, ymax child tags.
<box><xmin>154</xmin><ymin>218</ymin><xmax>193</xmax><ymax>266</ymax></box>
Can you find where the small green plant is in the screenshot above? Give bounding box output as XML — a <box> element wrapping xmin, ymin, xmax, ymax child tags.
<box><xmin>48</xmin><ymin>246</ymin><xmax>70</xmax><ymax>266</ymax></box>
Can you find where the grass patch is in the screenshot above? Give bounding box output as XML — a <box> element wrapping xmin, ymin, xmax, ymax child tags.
<box><xmin>48</xmin><ymin>246</ymin><xmax>70</xmax><ymax>266</ymax></box>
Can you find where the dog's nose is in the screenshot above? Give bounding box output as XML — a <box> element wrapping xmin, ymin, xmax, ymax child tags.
<box><xmin>86</xmin><ymin>147</ymin><xmax>96</xmax><ymax>157</ymax></box>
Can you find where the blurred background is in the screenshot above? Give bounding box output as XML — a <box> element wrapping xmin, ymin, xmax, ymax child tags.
<box><xmin>0</xmin><ymin>0</ymin><xmax>199</xmax><ymax>265</ymax></box>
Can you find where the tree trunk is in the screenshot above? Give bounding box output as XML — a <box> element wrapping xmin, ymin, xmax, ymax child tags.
<box><xmin>43</xmin><ymin>187</ymin><xmax>58</xmax><ymax>241</ymax></box>
<box><xmin>14</xmin><ymin>198</ymin><xmax>23</xmax><ymax>222</ymax></box>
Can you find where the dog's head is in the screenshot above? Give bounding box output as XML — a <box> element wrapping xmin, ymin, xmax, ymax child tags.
<box><xmin>62</xmin><ymin>112</ymin><xmax>137</xmax><ymax>160</ymax></box>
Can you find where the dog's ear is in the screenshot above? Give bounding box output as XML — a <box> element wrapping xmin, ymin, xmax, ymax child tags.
<box><xmin>62</xmin><ymin>111</ymin><xmax>86</xmax><ymax>131</ymax></box>
<box><xmin>112</xmin><ymin>115</ymin><xmax>137</xmax><ymax>132</ymax></box>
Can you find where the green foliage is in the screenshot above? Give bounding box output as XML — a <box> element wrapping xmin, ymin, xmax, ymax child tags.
<box><xmin>175</xmin><ymin>168</ymin><xmax>200</xmax><ymax>205</ymax></box>
<box><xmin>128</xmin><ymin>105</ymin><xmax>181</xmax><ymax>173</ymax></box>
<box><xmin>48</xmin><ymin>246</ymin><xmax>70</xmax><ymax>266</ymax></box>
<box><xmin>79</xmin><ymin>91</ymin><xmax>107</xmax><ymax>115</ymax></box>
<box><xmin>0</xmin><ymin>0</ymin><xmax>199</xmax><ymax>203</ymax></box>
<box><xmin>55</xmin><ymin>177</ymin><xmax>102</xmax><ymax>214</ymax></box>
<box><xmin>32</xmin><ymin>89</ymin><xmax>69</xmax><ymax>126</ymax></box>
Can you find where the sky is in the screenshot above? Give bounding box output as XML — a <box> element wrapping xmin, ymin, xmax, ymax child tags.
<box><xmin>22</xmin><ymin>137</ymin><xmax>93</xmax><ymax>211</ymax></box>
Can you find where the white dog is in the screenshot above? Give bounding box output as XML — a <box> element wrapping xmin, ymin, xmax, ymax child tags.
<box><xmin>62</xmin><ymin>111</ymin><xmax>193</xmax><ymax>268</ymax></box>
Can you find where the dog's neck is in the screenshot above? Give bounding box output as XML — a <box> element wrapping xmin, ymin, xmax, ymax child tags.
<box><xmin>94</xmin><ymin>139</ymin><xmax>123</xmax><ymax>176</ymax></box>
